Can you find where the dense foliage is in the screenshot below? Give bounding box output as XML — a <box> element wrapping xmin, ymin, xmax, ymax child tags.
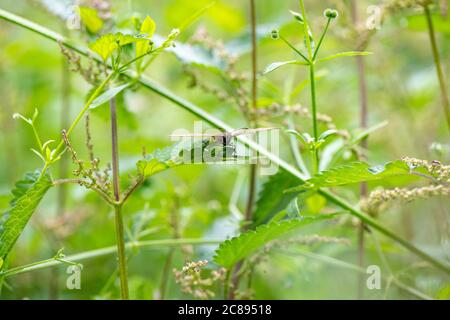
<box><xmin>0</xmin><ymin>0</ymin><xmax>449</xmax><ymax>300</ymax></box>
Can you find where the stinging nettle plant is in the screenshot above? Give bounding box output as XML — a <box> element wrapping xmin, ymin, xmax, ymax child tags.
<box><xmin>0</xmin><ymin>0</ymin><xmax>449</xmax><ymax>300</ymax></box>
<box><xmin>0</xmin><ymin>6</ymin><xmax>243</xmax><ymax>299</ymax></box>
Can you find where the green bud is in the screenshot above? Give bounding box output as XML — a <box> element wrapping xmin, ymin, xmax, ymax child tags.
<box><xmin>324</xmin><ymin>9</ymin><xmax>339</xmax><ymax>19</ymax></box>
<box><xmin>289</xmin><ymin>10</ymin><xmax>304</xmax><ymax>23</ymax></box>
<box><xmin>270</xmin><ymin>29</ymin><xmax>279</xmax><ymax>40</ymax></box>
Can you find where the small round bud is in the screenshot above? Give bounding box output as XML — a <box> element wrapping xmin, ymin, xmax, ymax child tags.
<box><xmin>270</xmin><ymin>29</ymin><xmax>279</xmax><ymax>40</ymax></box>
<box><xmin>324</xmin><ymin>9</ymin><xmax>339</xmax><ymax>19</ymax></box>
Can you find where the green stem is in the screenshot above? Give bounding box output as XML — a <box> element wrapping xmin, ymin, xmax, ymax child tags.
<box><xmin>244</xmin><ymin>0</ymin><xmax>258</xmax><ymax>226</ymax></box>
<box><xmin>319</xmin><ymin>190</ymin><xmax>450</xmax><ymax>275</ymax></box>
<box><xmin>299</xmin><ymin>0</ymin><xmax>313</xmax><ymax>58</ymax></box>
<box><xmin>309</xmin><ymin>63</ymin><xmax>319</xmax><ymax>173</ymax></box>
<box><xmin>297</xmin><ymin>0</ymin><xmax>319</xmax><ymax>172</ymax></box>
<box><xmin>309</xmin><ymin>63</ymin><xmax>318</xmax><ymax>141</ymax></box>
<box><xmin>31</xmin><ymin>125</ymin><xmax>43</xmax><ymax>152</ymax></box>
<box><xmin>423</xmin><ymin>4</ymin><xmax>450</xmax><ymax>130</ymax></box>
<box><xmin>280</xmin><ymin>35</ymin><xmax>309</xmax><ymax>63</ymax></box>
<box><xmin>159</xmin><ymin>248</ymin><xmax>175</xmax><ymax>299</ymax></box>
<box><xmin>224</xmin><ymin>269</ymin><xmax>231</xmax><ymax>300</ymax></box>
<box><xmin>110</xmin><ymin>97</ymin><xmax>129</xmax><ymax>299</ymax></box>
<box><xmin>53</xmin><ymin>71</ymin><xmax>115</xmax><ymax>157</ymax></box>
<box><xmin>350</xmin><ymin>0</ymin><xmax>369</xmax><ymax>300</ymax></box>
<box><xmin>1</xmin><ymin>238</ymin><xmax>222</xmax><ymax>278</ymax></box>
<box><xmin>287</xmin><ymin>116</ymin><xmax>310</xmax><ymax>177</ymax></box>
<box><xmin>290</xmin><ymin>249</ymin><xmax>433</xmax><ymax>300</ymax></box>
<box><xmin>0</xmin><ymin>9</ymin><xmax>448</xmax><ymax>276</ymax></box>
<box><xmin>114</xmin><ymin>204</ymin><xmax>129</xmax><ymax>299</ymax></box>
<box><xmin>119</xmin><ymin>48</ymin><xmax>156</xmax><ymax>72</ymax></box>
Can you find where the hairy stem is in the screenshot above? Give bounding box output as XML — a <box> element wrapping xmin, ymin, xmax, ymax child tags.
<box><xmin>53</xmin><ymin>71</ymin><xmax>115</xmax><ymax>157</ymax></box>
<box><xmin>1</xmin><ymin>239</ymin><xmax>222</xmax><ymax>278</ymax></box>
<box><xmin>424</xmin><ymin>4</ymin><xmax>450</xmax><ymax>130</ymax></box>
<box><xmin>244</xmin><ymin>0</ymin><xmax>258</xmax><ymax>227</ymax></box>
<box><xmin>231</xmin><ymin>0</ymin><xmax>259</xmax><ymax>300</ymax></box>
<box><xmin>224</xmin><ymin>269</ymin><xmax>231</xmax><ymax>300</ymax></box>
<box><xmin>313</xmin><ymin>18</ymin><xmax>331</xmax><ymax>60</ymax></box>
<box><xmin>49</xmin><ymin>36</ymin><xmax>72</xmax><ymax>300</ymax></box>
<box><xmin>309</xmin><ymin>63</ymin><xmax>319</xmax><ymax>173</ymax></box>
<box><xmin>110</xmin><ymin>97</ymin><xmax>129</xmax><ymax>299</ymax></box>
<box><xmin>298</xmin><ymin>0</ymin><xmax>319</xmax><ymax>172</ymax></box>
<box><xmin>160</xmin><ymin>197</ymin><xmax>181</xmax><ymax>300</ymax></box>
<box><xmin>159</xmin><ymin>249</ymin><xmax>175</xmax><ymax>299</ymax></box>
<box><xmin>289</xmin><ymin>249</ymin><xmax>432</xmax><ymax>300</ymax></box>
<box><xmin>351</xmin><ymin>0</ymin><xmax>369</xmax><ymax>300</ymax></box>
<box><xmin>319</xmin><ymin>190</ymin><xmax>449</xmax><ymax>274</ymax></box>
<box><xmin>114</xmin><ymin>205</ymin><xmax>129</xmax><ymax>299</ymax></box>
<box><xmin>110</xmin><ymin>97</ymin><xmax>120</xmax><ymax>203</ymax></box>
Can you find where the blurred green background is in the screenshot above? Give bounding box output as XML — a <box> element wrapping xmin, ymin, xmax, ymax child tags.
<box><xmin>0</xmin><ymin>0</ymin><xmax>449</xmax><ymax>299</ymax></box>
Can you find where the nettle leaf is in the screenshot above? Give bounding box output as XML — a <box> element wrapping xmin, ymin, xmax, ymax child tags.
<box><xmin>136</xmin><ymin>16</ymin><xmax>156</xmax><ymax>70</ymax></box>
<box><xmin>286</xmin><ymin>160</ymin><xmax>411</xmax><ymax>193</ymax></box>
<box><xmin>140</xmin><ymin>15</ymin><xmax>156</xmax><ymax>38</ymax></box>
<box><xmin>115</xmin><ymin>33</ymin><xmax>146</xmax><ymax>46</ymax></box>
<box><xmin>89</xmin><ymin>33</ymin><xmax>147</xmax><ymax>61</ymax></box>
<box><xmin>89</xmin><ymin>83</ymin><xmax>131</xmax><ymax>109</ymax></box>
<box><xmin>89</xmin><ymin>34</ymin><xmax>118</xmax><ymax>61</ymax></box>
<box><xmin>263</xmin><ymin>60</ymin><xmax>308</xmax><ymax>74</ymax></box>
<box><xmin>253</xmin><ymin>169</ymin><xmax>300</xmax><ymax>226</ymax></box>
<box><xmin>213</xmin><ymin>214</ymin><xmax>339</xmax><ymax>269</ymax></box>
<box><xmin>0</xmin><ymin>171</ymin><xmax>52</xmax><ymax>261</ymax></box>
<box><xmin>79</xmin><ymin>6</ymin><xmax>103</xmax><ymax>34</ymax></box>
<box><xmin>317</xmin><ymin>51</ymin><xmax>372</xmax><ymax>63</ymax></box>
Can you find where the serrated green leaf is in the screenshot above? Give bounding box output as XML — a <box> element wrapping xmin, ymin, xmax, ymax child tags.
<box><xmin>140</xmin><ymin>15</ymin><xmax>156</xmax><ymax>38</ymax></box>
<box><xmin>0</xmin><ymin>171</ymin><xmax>52</xmax><ymax>261</ymax></box>
<box><xmin>90</xmin><ymin>33</ymin><xmax>147</xmax><ymax>61</ymax></box>
<box><xmin>79</xmin><ymin>6</ymin><xmax>103</xmax><ymax>34</ymax></box>
<box><xmin>286</xmin><ymin>160</ymin><xmax>411</xmax><ymax>193</ymax></box>
<box><xmin>252</xmin><ymin>169</ymin><xmax>300</xmax><ymax>226</ymax></box>
<box><xmin>214</xmin><ymin>214</ymin><xmax>339</xmax><ymax>269</ymax></box>
<box><xmin>89</xmin><ymin>83</ymin><xmax>131</xmax><ymax>109</ymax></box>
<box><xmin>136</xmin><ymin>16</ymin><xmax>156</xmax><ymax>70</ymax></box>
<box><xmin>263</xmin><ymin>60</ymin><xmax>308</xmax><ymax>74</ymax></box>
<box><xmin>317</xmin><ymin>51</ymin><xmax>372</xmax><ymax>63</ymax></box>
<box><xmin>89</xmin><ymin>34</ymin><xmax>118</xmax><ymax>61</ymax></box>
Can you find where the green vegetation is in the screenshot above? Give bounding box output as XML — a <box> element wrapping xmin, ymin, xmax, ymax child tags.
<box><xmin>0</xmin><ymin>0</ymin><xmax>448</xmax><ymax>300</ymax></box>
